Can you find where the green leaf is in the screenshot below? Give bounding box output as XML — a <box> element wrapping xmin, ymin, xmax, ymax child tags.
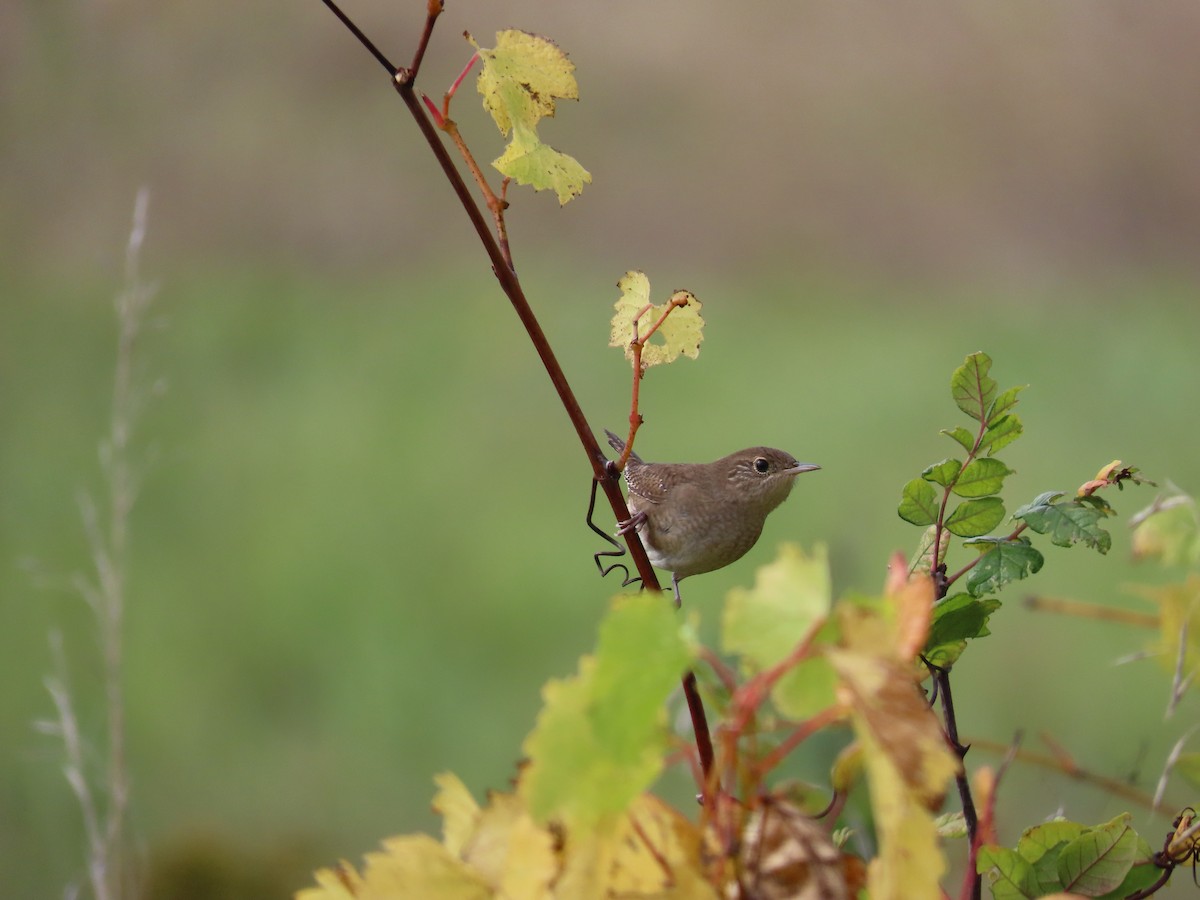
<box><xmin>945</xmin><ymin>497</ymin><xmax>1005</xmax><ymax>537</ymax></box>
<box><xmin>1056</xmin><ymin>813</ymin><xmax>1138</xmax><ymax>895</ymax></box>
<box><xmin>520</xmin><ymin>592</ymin><xmax>692</xmax><ymax>828</ymax></box>
<box><xmin>1094</xmin><ymin>859</ymin><xmax>1174</xmax><ymax>899</ymax></box>
<box><xmin>942</xmin><ymin>425</ymin><xmax>976</xmax><ymax>453</ymax></box>
<box><xmin>722</xmin><ymin>544</ymin><xmax>837</xmax><ymax>719</ymax></box>
<box><xmin>952</xmin><ymin>458</ymin><xmax>1012</xmax><ymax>498</ymax></box>
<box><xmin>980</xmin><ymin>413</ymin><xmax>1023</xmax><ymax>456</ymax></box>
<box><xmin>987</xmin><ymin>384</ymin><xmax>1026</xmax><ymax>426</ymax></box>
<box><xmin>924</xmin><ymin>593</ymin><xmax>1001</xmax><ymax>667</ymax></box>
<box><xmin>1015</xmin><ymin>494</ymin><xmax>1113</xmax><ymax>553</ymax></box>
<box><xmin>951</xmin><ymin>352</ymin><xmax>997</xmax><ymax>422</ymax></box>
<box><xmin>922</xmin><ymin>458</ymin><xmax>962</xmax><ymax>487</ymax></box>
<box><xmin>899</xmin><ymin>478</ymin><xmax>939</xmax><ymax>527</ymax></box>
<box><xmin>977</xmin><ymin>845</ymin><xmax>1038</xmax><ymax>899</ymax></box>
<box><xmin>1017</xmin><ymin>819</ymin><xmax>1085</xmax><ymax>863</ymax></box>
<box><xmin>963</xmin><ymin>537</ymin><xmax>1043</xmax><ymax>597</ymax></box>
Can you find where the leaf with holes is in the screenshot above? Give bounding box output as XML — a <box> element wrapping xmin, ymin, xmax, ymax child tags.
<box><xmin>608</xmin><ymin>272</ymin><xmax>704</xmax><ymax>367</ymax></box>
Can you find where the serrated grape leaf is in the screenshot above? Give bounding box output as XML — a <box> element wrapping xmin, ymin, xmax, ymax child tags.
<box><xmin>951</xmin><ymin>352</ymin><xmax>997</xmax><ymax>422</ymax></box>
<box><xmin>963</xmin><ymin>537</ymin><xmax>1043</xmax><ymax>598</ymax></box>
<box><xmin>296</xmin><ymin>865</ymin><xmax>363</xmax><ymax>900</ymax></box>
<box><xmin>553</xmin><ymin>795</ymin><xmax>717</xmax><ymax>899</ymax></box>
<box><xmin>977</xmin><ymin>845</ymin><xmax>1038</xmax><ymax>900</ymax></box>
<box><xmin>980</xmin><ymin>414</ymin><xmax>1023</xmax><ymax>456</ymax></box>
<box><xmin>474</xmin><ymin>30</ymin><xmax>578</xmax><ymax>134</ymax></box>
<box><xmin>722</xmin><ymin>543</ymin><xmax>837</xmax><ymax>719</ymax></box>
<box><xmin>367</xmin><ymin>835</ymin><xmax>491</xmax><ymax>899</ymax></box>
<box><xmin>987</xmin><ymin>384</ymin><xmax>1026</xmax><ymax>426</ymax></box>
<box><xmin>922</xmin><ymin>458</ymin><xmax>962</xmax><ymax>487</ymax></box>
<box><xmin>1056</xmin><ymin>813</ymin><xmax>1138</xmax><ymax>895</ymax></box>
<box><xmin>945</xmin><ymin>497</ymin><xmax>1005</xmax><ymax>537</ymax></box>
<box><xmin>520</xmin><ymin>592</ymin><xmax>691</xmax><ymax>829</ymax></box>
<box><xmin>471</xmin><ymin>30</ymin><xmax>591</xmax><ymax>204</ymax></box>
<box><xmin>924</xmin><ymin>593</ymin><xmax>1001</xmax><ymax>667</ymax></box>
<box><xmin>899</xmin><ymin>478</ymin><xmax>939</xmax><ymax>527</ymax></box>
<box><xmin>1015</xmin><ymin>496</ymin><xmax>1112</xmax><ymax>553</ymax></box>
<box><xmin>608</xmin><ymin>271</ymin><xmax>705</xmax><ymax>367</ymax></box>
<box><xmin>952</xmin><ymin>457</ymin><xmax>1012</xmax><ymax>499</ymax></box>
<box><xmin>493</xmin><ymin>122</ymin><xmax>591</xmax><ymax>204</ymax></box>
<box><xmin>433</xmin><ymin>773</ymin><xmax>480</xmax><ymax>857</ymax></box>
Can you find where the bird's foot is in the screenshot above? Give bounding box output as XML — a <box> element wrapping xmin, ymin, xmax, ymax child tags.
<box><xmin>616</xmin><ymin>509</ymin><xmax>648</xmax><ymax>536</ymax></box>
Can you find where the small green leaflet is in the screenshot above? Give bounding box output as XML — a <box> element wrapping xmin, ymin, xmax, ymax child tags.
<box><xmin>987</xmin><ymin>385</ymin><xmax>1025</xmax><ymax>425</ymax></box>
<box><xmin>950</xmin><ymin>352</ymin><xmax>998</xmax><ymax>422</ymax></box>
<box><xmin>899</xmin><ymin>478</ymin><xmax>939</xmax><ymax>527</ymax></box>
<box><xmin>964</xmin><ymin>537</ymin><xmax>1043</xmax><ymax>597</ymax></box>
<box><xmin>952</xmin><ymin>458</ymin><xmax>1012</xmax><ymax>499</ymax></box>
<box><xmin>922</xmin><ymin>458</ymin><xmax>962</xmax><ymax>487</ymax></box>
<box><xmin>942</xmin><ymin>425</ymin><xmax>976</xmax><ymax>454</ymax></box>
<box><xmin>944</xmin><ymin>497</ymin><xmax>1006</xmax><ymax>537</ymax></box>
<box><xmin>980</xmin><ymin>414</ymin><xmax>1023</xmax><ymax>456</ymax></box>
<box><xmin>925</xmin><ymin>594</ymin><xmax>1001</xmax><ymax>667</ymax></box>
<box><xmin>1015</xmin><ymin>491</ymin><xmax>1113</xmax><ymax>553</ymax></box>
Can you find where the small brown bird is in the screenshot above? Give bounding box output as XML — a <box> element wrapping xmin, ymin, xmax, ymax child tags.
<box><xmin>605</xmin><ymin>430</ymin><xmax>819</xmax><ymax>605</ymax></box>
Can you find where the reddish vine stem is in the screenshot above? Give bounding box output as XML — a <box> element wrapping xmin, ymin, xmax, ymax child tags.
<box><xmin>616</xmin><ymin>295</ymin><xmax>691</xmax><ymax>469</ymax></box>
<box><xmin>320</xmin><ymin>0</ymin><xmax>715</xmax><ymax>784</ymax></box>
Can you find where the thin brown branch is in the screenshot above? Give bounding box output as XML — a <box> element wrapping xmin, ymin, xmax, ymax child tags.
<box><xmin>967</xmin><ymin>735</ymin><xmax>1166</xmax><ymax>811</ymax></box>
<box><xmin>321</xmin><ymin>0</ymin><xmax>716</xmax><ymax>783</ymax></box>
<box><xmin>1022</xmin><ymin>594</ymin><xmax>1159</xmax><ymax>627</ymax></box>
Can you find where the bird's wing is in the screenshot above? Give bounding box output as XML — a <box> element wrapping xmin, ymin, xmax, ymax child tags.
<box><xmin>623</xmin><ymin>461</ymin><xmax>668</xmax><ymax>505</ymax></box>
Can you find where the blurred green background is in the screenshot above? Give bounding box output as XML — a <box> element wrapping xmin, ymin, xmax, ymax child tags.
<box><xmin>4</xmin><ymin>1</ymin><xmax>1200</xmax><ymax>897</ymax></box>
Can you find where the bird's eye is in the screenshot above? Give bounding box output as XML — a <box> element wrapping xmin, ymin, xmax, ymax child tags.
<box><xmin>753</xmin><ymin>457</ymin><xmax>770</xmax><ymax>474</ymax></box>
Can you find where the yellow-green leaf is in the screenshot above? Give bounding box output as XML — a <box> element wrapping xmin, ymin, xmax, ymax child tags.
<box><xmin>520</xmin><ymin>592</ymin><xmax>692</xmax><ymax>830</ymax></box>
<box><xmin>473</xmin><ymin>30</ymin><xmax>578</xmax><ymax>134</ymax></box>
<box><xmin>608</xmin><ymin>271</ymin><xmax>704</xmax><ymax>367</ymax></box>
<box><xmin>493</xmin><ymin>122</ymin><xmax>591</xmax><ymax>204</ymax></box>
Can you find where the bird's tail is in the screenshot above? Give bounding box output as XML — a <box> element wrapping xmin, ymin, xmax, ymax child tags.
<box><xmin>604</xmin><ymin>429</ymin><xmax>643</xmax><ymax>463</ymax></box>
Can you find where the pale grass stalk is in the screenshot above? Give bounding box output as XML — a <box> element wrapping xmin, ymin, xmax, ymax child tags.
<box><xmin>38</xmin><ymin>187</ymin><xmax>156</xmax><ymax>900</ymax></box>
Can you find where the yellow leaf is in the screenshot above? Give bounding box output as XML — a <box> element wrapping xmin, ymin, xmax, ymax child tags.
<box><xmin>432</xmin><ymin>772</ymin><xmax>480</xmax><ymax>857</ymax></box>
<box><xmin>473</xmin><ymin>30</ymin><xmax>579</xmax><ymax>135</ymax></box>
<box><xmin>609</xmin><ymin>271</ymin><xmax>704</xmax><ymax>368</ymax></box>
<box><xmin>553</xmin><ymin>795</ymin><xmax>716</xmax><ymax>900</ymax></box>
<box><xmin>295</xmin><ymin>863</ymin><xmax>362</xmax><ymax>900</ymax></box>
<box><xmin>828</xmin><ymin>615</ymin><xmax>960</xmax><ymax>900</ymax></box>
<box><xmin>492</xmin><ymin>121</ymin><xmax>591</xmax><ymax>204</ymax></box>
<box><xmin>459</xmin><ymin>792</ymin><xmax>555</xmax><ymax>899</ymax></box>
<box><xmin>360</xmin><ymin>835</ymin><xmax>490</xmax><ymax>898</ymax></box>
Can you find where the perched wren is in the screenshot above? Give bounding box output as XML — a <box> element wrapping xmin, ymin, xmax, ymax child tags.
<box><xmin>605</xmin><ymin>430</ymin><xmax>819</xmax><ymax>605</ymax></box>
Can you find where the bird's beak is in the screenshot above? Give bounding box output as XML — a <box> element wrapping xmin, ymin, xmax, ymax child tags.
<box><xmin>786</xmin><ymin>463</ymin><xmax>821</xmax><ymax>476</ymax></box>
